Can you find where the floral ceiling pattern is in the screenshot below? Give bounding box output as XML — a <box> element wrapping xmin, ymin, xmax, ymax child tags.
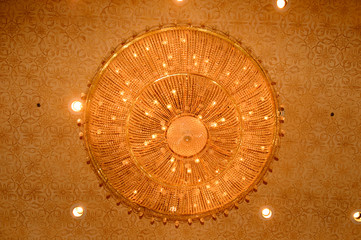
<box><xmin>0</xmin><ymin>0</ymin><xmax>360</xmax><ymax>239</ymax></box>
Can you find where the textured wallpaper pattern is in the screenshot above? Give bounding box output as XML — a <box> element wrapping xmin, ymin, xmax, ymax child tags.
<box><xmin>0</xmin><ymin>0</ymin><xmax>361</xmax><ymax>239</ymax></box>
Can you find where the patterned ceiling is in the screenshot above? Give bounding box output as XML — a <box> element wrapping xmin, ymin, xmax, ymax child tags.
<box><xmin>1</xmin><ymin>0</ymin><xmax>361</xmax><ymax>239</ymax></box>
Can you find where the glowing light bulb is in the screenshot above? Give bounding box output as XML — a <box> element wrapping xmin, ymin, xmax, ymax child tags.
<box><xmin>181</xmin><ymin>38</ymin><xmax>186</xmax><ymax>43</ymax></box>
<box><xmin>171</xmin><ymin>167</ymin><xmax>176</xmax><ymax>172</ymax></box>
<box><xmin>145</xmin><ymin>47</ymin><xmax>150</xmax><ymax>51</ymax></box>
<box><xmin>168</xmin><ymin>55</ymin><xmax>173</xmax><ymax>59</ymax></box>
<box><xmin>161</xmin><ymin>126</ymin><xmax>166</xmax><ymax>131</ymax></box>
<box><xmin>152</xmin><ymin>134</ymin><xmax>157</xmax><ymax>139</ymax></box>
<box><xmin>205</xmin><ymin>59</ymin><xmax>209</xmax><ymax>63</ymax></box>
<box><xmin>277</xmin><ymin>0</ymin><xmax>287</xmax><ymax>9</ymax></box>
<box><xmin>261</xmin><ymin>208</ymin><xmax>273</xmax><ymax>219</ymax></box>
<box><xmin>153</xmin><ymin>100</ymin><xmax>158</xmax><ymax>104</ymax></box>
<box><xmin>198</xmin><ymin>115</ymin><xmax>202</xmax><ymax>119</ymax></box>
<box><xmin>212</xmin><ymin>101</ymin><xmax>216</xmax><ymax>105</ymax></box>
<box><xmin>133</xmin><ymin>190</ymin><xmax>138</xmax><ymax>194</ymax></box>
<box><xmin>162</xmin><ymin>40</ymin><xmax>168</xmax><ymax>45</ymax></box>
<box><xmin>170</xmin><ymin>157</ymin><xmax>175</xmax><ymax>163</ymax></box>
<box><xmin>167</xmin><ymin>104</ymin><xmax>172</xmax><ymax>109</ymax></box>
<box><xmin>187</xmin><ymin>169</ymin><xmax>192</xmax><ymax>174</ymax></box>
<box><xmin>72</xmin><ymin>206</ymin><xmax>84</xmax><ymax>217</ymax></box>
<box><xmin>264</xmin><ymin>116</ymin><xmax>269</xmax><ymax>120</ymax></box>
<box><xmin>133</xmin><ymin>53</ymin><xmax>137</xmax><ymax>57</ymax></box>
<box><xmin>163</xmin><ymin>63</ymin><xmax>167</xmax><ymax>68</ymax></box>
<box><xmin>353</xmin><ymin>211</ymin><xmax>361</xmax><ymax>222</ymax></box>
<box><xmin>195</xmin><ymin>158</ymin><xmax>200</xmax><ymax>163</ymax></box>
<box><xmin>220</xmin><ymin>118</ymin><xmax>225</xmax><ymax>122</ymax></box>
<box><xmin>206</xmin><ymin>185</ymin><xmax>210</xmax><ymax>189</ymax></box>
<box><xmin>211</xmin><ymin>122</ymin><xmax>217</xmax><ymax>127</ymax></box>
<box><xmin>171</xmin><ymin>89</ymin><xmax>176</xmax><ymax>94</ymax></box>
<box><xmin>71</xmin><ymin>101</ymin><xmax>82</xmax><ymax>112</ymax></box>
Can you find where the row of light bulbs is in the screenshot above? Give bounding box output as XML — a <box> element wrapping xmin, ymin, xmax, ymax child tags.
<box><xmin>70</xmin><ymin>204</ymin><xmax>273</xmax><ymax>220</ymax></box>
<box><xmin>70</xmin><ymin>204</ymin><xmax>361</xmax><ymax>225</ymax></box>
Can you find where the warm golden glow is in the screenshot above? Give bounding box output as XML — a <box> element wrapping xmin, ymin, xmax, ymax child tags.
<box><xmin>71</xmin><ymin>101</ymin><xmax>82</xmax><ymax>112</ymax></box>
<box><xmin>276</xmin><ymin>0</ymin><xmax>288</xmax><ymax>9</ymax></box>
<box><xmin>72</xmin><ymin>206</ymin><xmax>84</xmax><ymax>217</ymax></box>
<box><xmin>83</xmin><ymin>27</ymin><xmax>279</xmax><ymax>221</ymax></box>
<box><xmin>353</xmin><ymin>211</ymin><xmax>361</xmax><ymax>222</ymax></box>
<box><xmin>261</xmin><ymin>208</ymin><xmax>272</xmax><ymax>219</ymax></box>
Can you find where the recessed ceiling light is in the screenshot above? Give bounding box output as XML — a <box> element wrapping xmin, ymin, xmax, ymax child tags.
<box><xmin>277</xmin><ymin>0</ymin><xmax>288</xmax><ymax>9</ymax></box>
<box><xmin>273</xmin><ymin>0</ymin><xmax>290</xmax><ymax>11</ymax></box>
<box><xmin>172</xmin><ymin>0</ymin><xmax>188</xmax><ymax>6</ymax></box>
<box><xmin>71</xmin><ymin>101</ymin><xmax>83</xmax><ymax>112</ymax></box>
<box><xmin>351</xmin><ymin>210</ymin><xmax>361</xmax><ymax>224</ymax></box>
<box><xmin>260</xmin><ymin>206</ymin><xmax>273</xmax><ymax>220</ymax></box>
<box><xmin>70</xmin><ymin>204</ymin><xmax>86</xmax><ymax>219</ymax></box>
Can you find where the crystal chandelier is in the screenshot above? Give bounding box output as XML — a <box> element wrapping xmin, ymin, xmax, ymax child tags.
<box><xmin>78</xmin><ymin>25</ymin><xmax>282</xmax><ymax>225</ymax></box>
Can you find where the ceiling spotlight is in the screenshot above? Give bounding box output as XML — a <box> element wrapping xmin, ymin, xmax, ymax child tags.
<box><xmin>70</xmin><ymin>204</ymin><xmax>86</xmax><ymax>219</ymax></box>
<box><xmin>351</xmin><ymin>210</ymin><xmax>361</xmax><ymax>224</ymax></box>
<box><xmin>72</xmin><ymin>206</ymin><xmax>84</xmax><ymax>217</ymax></box>
<box><xmin>276</xmin><ymin>0</ymin><xmax>288</xmax><ymax>9</ymax></box>
<box><xmin>260</xmin><ymin>206</ymin><xmax>273</xmax><ymax>220</ymax></box>
<box><xmin>71</xmin><ymin>101</ymin><xmax>83</xmax><ymax>112</ymax></box>
<box><xmin>172</xmin><ymin>0</ymin><xmax>188</xmax><ymax>6</ymax></box>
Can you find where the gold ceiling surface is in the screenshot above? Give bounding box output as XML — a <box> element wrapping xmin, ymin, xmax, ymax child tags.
<box><xmin>83</xmin><ymin>27</ymin><xmax>280</xmax><ymax>221</ymax></box>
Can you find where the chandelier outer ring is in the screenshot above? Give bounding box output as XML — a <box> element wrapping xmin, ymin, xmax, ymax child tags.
<box><xmin>81</xmin><ymin>25</ymin><xmax>281</xmax><ymax>222</ymax></box>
